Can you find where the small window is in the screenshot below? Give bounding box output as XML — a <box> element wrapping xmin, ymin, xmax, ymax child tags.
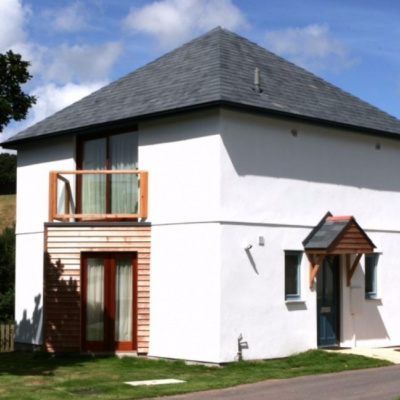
<box><xmin>285</xmin><ymin>251</ymin><xmax>302</xmax><ymax>300</ymax></box>
<box><xmin>365</xmin><ymin>254</ymin><xmax>378</xmax><ymax>299</ymax></box>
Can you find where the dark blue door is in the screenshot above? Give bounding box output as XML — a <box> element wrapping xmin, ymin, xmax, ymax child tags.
<box><xmin>317</xmin><ymin>255</ymin><xmax>340</xmax><ymax>347</ymax></box>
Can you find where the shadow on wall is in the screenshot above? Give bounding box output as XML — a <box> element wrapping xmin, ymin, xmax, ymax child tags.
<box><xmin>354</xmin><ymin>298</ymin><xmax>388</xmax><ymax>342</ymax></box>
<box><xmin>15</xmin><ymin>294</ymin><xmax>42</xmax><ymax>349</ymax></box>
<box><xmin>15</xmin><ymin>254</ymin><xmax>80</xmax><ymax>352</ymax></box>
<box><xmin>43</xmin><ymin>253</ymin><xmax>80</xmax><ymax>352</ymax></box>
<box><xmin>221</xmin><ymin>115</ymin><xmax>400</xmax><ymax>193</ymax></box>
<box><xmin>352</xmin><ymin>269</ymin><xmax>389</xmax><ymax>343</ymax></box>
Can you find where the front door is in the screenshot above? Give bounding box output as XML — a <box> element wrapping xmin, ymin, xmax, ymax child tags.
<box><xmin>317</xmin><ymin>255</ymin><xmax>340</xmax><ymax>347</ymax></box>
<box><xmin>81</xmin><ymin>252</ymin><xmax>137</xmax><ymax>351</ymax></box>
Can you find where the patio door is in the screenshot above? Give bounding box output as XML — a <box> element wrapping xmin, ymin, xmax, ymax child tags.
<box><xmin>82</xmin><ymin>252</ymin><xmax>137</xmax><ymax>351</ymax></box>
<box><xmin>317</xmin><ymin>255</ymin><xmax>340</xmax><ymax>347</ymax></box>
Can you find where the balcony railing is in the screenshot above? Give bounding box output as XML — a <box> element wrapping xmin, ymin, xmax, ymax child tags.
<box><xmin>49</xmin><ymin>170</ymin><xmax>148</xmax><ymax>222</ymax></box>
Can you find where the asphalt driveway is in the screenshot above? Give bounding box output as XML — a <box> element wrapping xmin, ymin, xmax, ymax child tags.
<box><xmin>150</xmin><ymin>365</ymin><xmax>400</xmax><ymax>400</ymax></box>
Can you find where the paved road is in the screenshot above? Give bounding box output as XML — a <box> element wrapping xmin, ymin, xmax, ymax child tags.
<box><xmin>151</xmin><ymin>365</ymin><xmax>400</xmax><ymax>400</ymax></box>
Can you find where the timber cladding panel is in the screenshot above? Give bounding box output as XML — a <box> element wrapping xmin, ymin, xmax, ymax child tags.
<box><xmin>44</xmin><ymin>224</ymin><xmax>151</xmax><ymax>354</ymax></box>
<box><xmin>331</xmin><ymin>221</ymin><xmax>375</xmax><ymax>254</ymax></box>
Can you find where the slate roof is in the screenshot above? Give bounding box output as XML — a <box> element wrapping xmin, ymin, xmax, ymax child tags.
<box><xmin>303</xmin><ymin>212</ymin><xmax>375</xmax><ymax>251</ymax></box>
<box><xmin>3</xmin><ymin>27</ymin><xmax>400</xmax><ymax>148</ymax></box>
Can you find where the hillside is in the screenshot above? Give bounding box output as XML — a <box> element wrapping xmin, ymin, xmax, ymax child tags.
<box><xmin>0</xmin><ymin>194</ymin><xmax>16</xmax><ymax>231</ymax></box>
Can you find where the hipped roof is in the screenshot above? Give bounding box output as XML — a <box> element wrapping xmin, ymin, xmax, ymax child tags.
<box><xmin>3</xmin><ymin>27</ymin><xmax>400</xmax><ymax>148</ymax></box>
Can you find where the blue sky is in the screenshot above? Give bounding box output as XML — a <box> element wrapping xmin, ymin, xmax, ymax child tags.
<box><xmin>1</xmin><ymin>0</ymin><xmax>400</xmax><ymax>149</ymax></box>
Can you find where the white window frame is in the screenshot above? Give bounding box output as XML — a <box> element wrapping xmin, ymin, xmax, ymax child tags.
<box><xmin>285</xmin><ymin>251</ymin><xmax>302</xmax><ymax>301</ymax></box>
<box><xmin>365</xmin><ymin>253</ymin><xmax>379</xmax><ymax>299</ymax></box>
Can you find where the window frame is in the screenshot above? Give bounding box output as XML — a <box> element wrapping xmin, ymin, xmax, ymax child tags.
<box><xmin>365</xmin><ymin>253</ymin><xmax>379</xmax><ymax>299</ymax></box>
<box><xmin>76</xmin><ymin>126</ymin><xmax>138</xmax><ymax>219</ymax></box>
<box><xmin>285</xmin><ymin>250</ymin><xmax>302</xmax><ymax>301</ymax></box>
<box><xmin>81</xmin><ymin>251</ymin><xmax>138</xmax><ymax>352</ymax></box>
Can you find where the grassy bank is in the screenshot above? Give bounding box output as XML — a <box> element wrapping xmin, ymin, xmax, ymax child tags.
<box><xmin>0</xmin><ymin>350</ymin><xmax>391</xmax><ymax>399</ymax></box>
<box><xmin>0</xmin><ymin>194</ymin><xmax>16</xmax><ymax>231</ymax></box>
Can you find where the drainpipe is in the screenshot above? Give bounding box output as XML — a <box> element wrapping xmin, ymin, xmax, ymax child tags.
<box><xmin>236</xmin><ymin>334</ymin><xmax>243</xmax><ymax>361</ymax></box>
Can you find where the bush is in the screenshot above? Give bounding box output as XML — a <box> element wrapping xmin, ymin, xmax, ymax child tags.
<box><xmin>0</xmin><ymin>153</ymin><xmax>16</xmax><ymax>195</ymax></box>
<box><xmin>0</xmin><ymin>225</ymin><xmax>15</xmax><ymax>323</ymax></box>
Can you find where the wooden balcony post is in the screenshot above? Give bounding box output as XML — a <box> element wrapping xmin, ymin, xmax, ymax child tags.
<box><xmin>48</xmin><ymin>172</ymin><xmax>56</xmax><ymax>222</ymax></box>
<box><xmin>139</xmin><ymin>171</ymin><xmax>148</xmax><ymax>219</ymax></box>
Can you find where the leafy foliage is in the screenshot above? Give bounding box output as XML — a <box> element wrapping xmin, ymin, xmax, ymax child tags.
<box><xmin>0</xmin><ymin>50</ymin><xmax>36</xmax><ymax>132</ymax></box>
<box><xmin>0</xmin><ymin>153</ymin><xmax>16</xmax><ymax>194</ymax></box>
<box><xmin>0</xmin><ymin>224</ymin><xmax>15</xmax><ymax>323</ymax></box>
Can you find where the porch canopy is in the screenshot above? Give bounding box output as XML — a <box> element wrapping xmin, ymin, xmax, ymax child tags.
<box><xmin>303</xmin><ymin>212</ymin><xmax>375</xmax><ymax>288</ymax></box>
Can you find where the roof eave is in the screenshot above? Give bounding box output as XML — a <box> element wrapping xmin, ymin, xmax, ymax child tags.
<box><xmin>3</xmin><ymin>100</ymin><xmax>400</xmax><ymax>149</ymax></box>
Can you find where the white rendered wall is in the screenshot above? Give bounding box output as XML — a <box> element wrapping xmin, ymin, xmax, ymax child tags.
<box><xmin>148</xmin><ymin>223</ymin><xmax>221</xmax><ymax>362</ymax></box>
<box><xmin>219</xmin><ymin>108</ymin><xmax>400</xmax><ymax>356</ymax></box>
<box><xmin>139</xmin><ymin>110</ymin><xmax>221</xmax><ymax>224</ymax></box>
<box><xmin>15</xmin><ymin>137</ymin><xmax>75</xmax><ymax>345</ymax></box>
<box><xmin>16</xmin><ymin>137</ymin><xmax>75</xmax><ymax>234</ymax></box>
<box><xmin>140</xmin><ymin>110</ymin><xmax>223</xmax><ymax>362</ymax></box>
<box><xmin>219</xmin><ymin>108</ymin><xmax>400</xmax><ymax>230</ymax></box>
<box><xmin>219</xmin><ymin>224</ymin><xmax>316</xmax><ymax>362</ymax></box>
<box><xmin>341</xmin><ymin>233</ymin><xmax>400</xmax><ymax>348</ymax></box>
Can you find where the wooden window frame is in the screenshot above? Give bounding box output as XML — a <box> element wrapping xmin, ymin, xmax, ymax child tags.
<box><xmin>76</xmin><ymin>127</ymin><xmax>139</xmax><ymax>220</ymax></box>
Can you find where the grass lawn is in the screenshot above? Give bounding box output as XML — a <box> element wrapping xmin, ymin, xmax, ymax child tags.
<box><xmin>0</xmin><ymin>194</ymin><xmax>16</xmax><ymax>231</ymax></box>
<box><xmin>0</xmin><ymin>350</ymin><xmax>392</xmax><ymax>399</ymax></box>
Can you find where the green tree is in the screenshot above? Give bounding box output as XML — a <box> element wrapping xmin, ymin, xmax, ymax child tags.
<box><xmin>0</xmin><ymin>153</ymin><xmax>16</xmax><ymax>194</ymax></box>
<box><xmin>0</xmin><ymin>50</ymin><xmax>36</xmax><ymax>132</ymax></box>
<box><xmin>0</xmin><ymin>225</ymin><xmax>15</xmax><ymax>323</ymax></box>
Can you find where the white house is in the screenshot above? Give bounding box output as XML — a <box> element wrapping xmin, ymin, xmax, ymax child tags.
<box><xmin>3</xmin><ymin>27</ymin><xmax>400</xmax><ymax>363</ymax></box>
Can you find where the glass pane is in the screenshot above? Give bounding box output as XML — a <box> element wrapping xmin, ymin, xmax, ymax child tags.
<box><xmin>325</xmin><ymin>262</ymin><xmax>334</xmax><ymax>304</ymax></box>
<box><xmin>56</xmin><ymin>179</ymin><xmax>66</xmax><ymax>214</ymax></box>
<box><xmin>110</xmin><ymin>132</ymin><xmax>138</xmax><ymax>214</ymax></box>
<box><xmin>285</xmin><ymin>254</ymin><xmax>299</xmax><ymax>297</ymax></box>
<box><xmin>86</xmin><ymin>258</ymin><xmax>104</xmax><ymax>341</ymax></box>
<box><xmin>82</xmin><ymin>138</ymin><xmax>106</xmax><ymax>214</ymax></box>
<box><xmin>365</xmin><ymin>255</ymin><xmax>377</xmax><ymax>295</ymax></box>
<box><xmin>115</xmin><ymin>258</ymin><xmax>133</xmax><ymax>341</ymax></box>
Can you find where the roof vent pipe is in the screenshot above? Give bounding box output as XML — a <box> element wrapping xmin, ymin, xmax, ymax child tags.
<box><xmin>254</xmin><ymin>67</ymin><xmax>261</xmax><ymax>93</ymax></box>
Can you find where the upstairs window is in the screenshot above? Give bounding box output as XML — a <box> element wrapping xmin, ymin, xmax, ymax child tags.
<box><xmin>78</xmin><ymin>129</ymin><xmax>138</xmax><ymax>216</ymax></box>
<box><xmin>365</xmin><ymin>254</ymin><xmax>378</xmax><ymax>299</ymax></box>
<box><xmin>285</xmin><ymin>251</ymin><xmax>302</xmax><ymax>300</ymax></box>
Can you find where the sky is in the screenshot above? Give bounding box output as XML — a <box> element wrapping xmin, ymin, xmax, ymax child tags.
<box><xmin>1</xmin><ymin>0</ymin><xmax>400</xmax><ymax>151</ymax></box>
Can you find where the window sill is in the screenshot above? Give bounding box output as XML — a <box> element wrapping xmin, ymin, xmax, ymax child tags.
<box><xmin>365</xmin><ymin>296</ymin><xmax>381</xmax><ymax>301</ymax></box>
<box><xmin>285</xmin><ymin>299</ymin><xmax>305</xmax><ymax>304</ymax></box>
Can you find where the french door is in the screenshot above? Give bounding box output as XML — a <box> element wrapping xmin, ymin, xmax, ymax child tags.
<box><xmin>81</xmin><ymin>252</ymin><xmax>137</xmax><ymax>351</ymax></box>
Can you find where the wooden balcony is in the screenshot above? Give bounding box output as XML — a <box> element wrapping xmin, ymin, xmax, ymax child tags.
<box><xmin>49</xmin><ymin>170</ymin><xmax>148</xmax><ymax>222</ymax></box>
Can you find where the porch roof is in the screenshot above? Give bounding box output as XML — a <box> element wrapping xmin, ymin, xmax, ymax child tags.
<box><xmin>303</xmin><ymin>212</ymin><xmax>375</xmax><ymax>255</ymax></box>
<box><xmin>304</xmin><ymin>212</ymin><xmax>376</xmax><ymax>287</ymax></box>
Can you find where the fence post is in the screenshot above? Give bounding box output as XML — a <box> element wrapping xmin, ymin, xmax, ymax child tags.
<box><xmin>0</xmin><ymin>324</ymin><xmax>15</xmax><ymax>352</ymax></box>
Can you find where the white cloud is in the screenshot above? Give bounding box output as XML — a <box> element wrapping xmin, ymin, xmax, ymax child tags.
<box><xmin>45</xmin><ymin>1</ymin><xmax>88</xmax><ymax>32</ymax></box>
<box><xmin>124</xmin><ymin>0</ymin><xmax>248</xmax><ymax>48</ymax></box>
<box><xmin>46</xmin><ymin>42</ymin><xmax>123</xmax><ymax>84</ymax></box>
<box><xmin>30</xmin><ymin>81</ymin><xmax>106</xmax><ymax>122</ymax></box>
<box><xmin>0</xmin><ymin>0</ymin><xmax>29</xmax><ymax>52</ymax></box>
<box><xmin>265</xmin><ymin>24</ymin><xmax>357</xmax><ymax>72</ymax></box>
<box><xmin>1</xmin><ymin>81</ymin><xmax>106</xmax><ymax>144</ymax></box>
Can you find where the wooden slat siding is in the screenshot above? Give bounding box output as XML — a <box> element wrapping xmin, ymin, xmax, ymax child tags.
<box><xmin>330</xmin><ymin>222</ymin><xmax>374</xmax><ymax>254</ymax></box>
<box><xmin>44</xmin><ymin>225</ymin><xmax>151</xmax><ymax>354</ymax></box>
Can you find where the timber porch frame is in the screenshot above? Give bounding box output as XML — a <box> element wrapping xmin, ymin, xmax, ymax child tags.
<box><xmin>304</xmin><ymin>214</ymin><xmax>376</xmax><ymax>288</ymax></box>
